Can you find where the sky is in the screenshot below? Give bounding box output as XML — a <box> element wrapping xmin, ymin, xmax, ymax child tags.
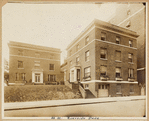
<box><xmin>2</xmin><ymin>2</ymin><xmax>118</xmax><ymax>64</ymax></box>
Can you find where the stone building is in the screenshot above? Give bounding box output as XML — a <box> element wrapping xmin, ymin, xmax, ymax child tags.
<box><xmin>8</xmin><ymin>41</ymin><xmax>63</xmax><ymax>85</ymax></box>
<box><xmin>61</xmin><ymin>19</ymin><xmax>140</xmax><ymax>98</ymax></box>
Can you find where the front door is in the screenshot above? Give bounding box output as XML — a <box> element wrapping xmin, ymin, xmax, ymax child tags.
<box><xmin>98</xmin><ymin>84</ymin><xmax>109</xmax><ymax>97</ymax></box>
<box><xmin>77</xmin><ymin>69</ymin><xmax>80</xmax><ymax>81</ymax></box>
<box><xmin>35</xmin><ymin>74</ymin><xmax>40</xmax><ymax>82</ymax></box>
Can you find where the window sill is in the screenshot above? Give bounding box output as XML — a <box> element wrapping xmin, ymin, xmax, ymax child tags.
<box><xmin>100</xmin><ymin>58</ymin><xmax>107</xmax><ymax>61</ymax></box>
<box><xmin>115</xmin><ymin>60</ymin><xmax>122</xmax><ymax>63</ymax></box>
<box><xmin>116</xmin><ymin>92</ymin><xmax>122</xmax><ymax>94</ymax></box>
<box><xmin>85</xmin><ymin>60</ymin><xmax>90</xmax><ymax>62</ymax></box>
<box><xmin>49</xmin><ymin>70</ymin><xmax>55</xmax><ymax>71</ymax></box>
<box><xmin>18</xmin><ymin>68</ymin><xmax>24</xmax><ymax>69</ymax></box>
<box><xmin>128</xmin><ymin>62</ymin><xmax>134</xmax><ymax>64</ymax></box>
<box><xmin>130</xmin><ymin>92</ymin><xmax>134</xmax><ymax>94</ymax></box>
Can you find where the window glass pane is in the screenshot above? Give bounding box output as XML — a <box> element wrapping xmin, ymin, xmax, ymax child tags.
<box><xmin>129</xmin><ymin>40</ymin><xmax>133</xmax><ymax>47</ymax></box>
<box><xmin>99</xmin><ymin>85</ymin><xmax>101</xmax><ymax>89</ymax></box>
<box><xmin>102</xmin><ymin>85</ymin><xmax>104</xmax><ymax>89</ymax></box>
<box><xmin>100</xmin><ymin>48</ymin><xmax>107</xmax><ymax>59</ymax></box>
<box><xmin>84</xmin><ymin>67</ymin><xmax>91</xmax><ymax>77</ymax></box>
<box><xmin>101</xmin><ymin>32</ymin><xmax>106</xmax><ymax>41</ymax></box>
<box><xmin>116</xmin><ymin>67</ymin><xmax>121</xmax><ymax>77</ymax></box>
<box><xmin>116</xmin><ymin>37</ymin><xmax>120</xmax><ymax>44</ymax></box>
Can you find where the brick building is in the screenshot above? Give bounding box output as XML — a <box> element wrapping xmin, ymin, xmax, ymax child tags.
<box><xmin>8</xmin><ymin>41</ymin><xmax>63</xmax><ymax>85</ymax></box>
<box><xmin>108</xmin><ymin>3</ymin><xmax>146</xmax><ymax>94</ymax></box>
<box><xmin>61</xmin><ymin>19</ymin><xmax>140</xmax><ymax>98</ymax></box>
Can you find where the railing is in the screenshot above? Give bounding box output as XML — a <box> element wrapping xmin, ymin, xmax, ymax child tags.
<box><xmin>79</xmin><ymin>84</ymin><xmax>86</xmax><ymax>99</ymax></box>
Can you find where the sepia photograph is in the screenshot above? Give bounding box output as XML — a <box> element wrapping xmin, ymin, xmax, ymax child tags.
<box><xmin>2</xmin><ymin>1</ymin><xmax>147</xmax><ymax>119</ymax></box>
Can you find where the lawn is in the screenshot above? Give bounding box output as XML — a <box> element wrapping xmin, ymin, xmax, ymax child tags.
<box><xmin>4</xmin><ymin>85</ymin><xmax>82</xmax><ymax>103</ymax></box>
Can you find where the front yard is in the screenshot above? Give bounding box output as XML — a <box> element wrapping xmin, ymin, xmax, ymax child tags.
<box><xmin>4</xmin><ymin>85</ymin><xmax>82</xmax><ymax>103</ymax></box>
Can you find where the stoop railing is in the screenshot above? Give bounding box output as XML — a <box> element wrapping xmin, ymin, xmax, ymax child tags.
<box><xmin>79</xmin><ymin>85</ymin><xmax>86</xmax><ymax>99</ymax></box>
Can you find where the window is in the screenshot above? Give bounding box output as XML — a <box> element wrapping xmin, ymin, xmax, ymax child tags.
<box><xmin>16</xmin><ymin>73</ymin><xmax>19</xmax><ymax>80</ymax></box>
<box><xmin>129</xmin><ymin>40</ymin><xmax>133</xmax><ymax>47</ymax></box>
<box><xmin>85</xmin><ymin>36</ymin><xmax>89</xmax><ymax>45</ymax></box>
<box><xmin>102</xmin><ymin>85</ymin><xmax>104</xmax><ymax>89</ymax></box>
<box><xmin>98</xmin><ymin>84</ymin><xmax>108</xmax><ymax>89</ymax></box>
<box><xmin>116</xmin><ymin>84</ymin><xmax>122</xmax><ymax>93</ymax></box>
<box><xmin>101</xmin><ymin>32</ymin><xmax>106</xmax><ymax>41</ymax></box>
<box><xmin>128</xmin><ymin>53</ymin><xmax>133</xmax><ymax>63</ymax></box>
<box><xmin>85</xmin><ymin>50</ymin><xmax>90</xmax><ymax>61</ymax></box>
<box><xmin>16</xmin><ymin>73</ymin><xmax>25</xmax><ymax>80</ymax></box>
<box><xmin>130</xmin><ymin>84</ymin><xmax>134</xmax><ymax>93</ymax></box>
<box><xmin>98</xmin><ymin>85</ymin><xmax>101</xmax><ymax>89</ymax></box>
<box><xmin>18</xmin><ymin>61</ymin><xmax>23</xmax><ymax>68</ymax></box>
<box><xmin>115</xmin><ymin>51</ymin><xmax>121</xmax><ymax>61</ymax></box>
<box><xmin>35</xmin><ymin>52</ymin><xmax>40</xmax><ymax>58</ymax></box>
<box><xmin>48</xmin><ymin>75</ymin><xmax>56</xmax><ymax>82</ymax></box>
<box><xmin>129</xmin><ymin>68</ymin><xmax>134</xmax><ymax>78</ymax></box>
<box><xmin>100</xmin><ymin>48</ymin><xmax>107</xmax><ymax>59</ymax></box>
<box><xmin>100</xmin><ymin>65</ymin><xmax>107</xmax><ymax>76</ymax></box>
<box><xmin>76</xmin><ymin>44</ymin><xmax>79</xmax><ymax>51</ymax></box>
<box><xmin>21</xmin><ymin>73</ymin><xmax>26</xmax><ymax>80</ymax></box>
<box><xmin>116</xmin><ymin>67</ymin><xmax>121</xmax><ymax>77</ymax></box>
<box><xmin>49</xmin><ymin>64</ymin><xmax>54</xmax><ymax>70</ymax></box>
<box><xmin>116</xmin><ymin>37</ymin><xmax>120</xmax><ymax>44</ymax></box>
<box><xmin>76</xmin><ymin>57</ymin><xmax>79</xmax><ymax>64</ymax></box>
<box><xmin>18</xmin><ymin>50</ymin><xmax>23</xmax><ymax>56</ymax></box>
<box><xmin>84</xmin><ymin>67</ymin><xmax>91</xmax><ymax>77</ymax></box>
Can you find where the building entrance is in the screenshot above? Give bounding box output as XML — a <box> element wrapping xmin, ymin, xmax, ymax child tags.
<box><xmin>98</xmin><ymin>84</ymin><xmax>109</xmax><ymax>97</ymax></box>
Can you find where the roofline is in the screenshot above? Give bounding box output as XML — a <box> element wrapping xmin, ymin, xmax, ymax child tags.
<box><xmin>66</xmin><ymin>19</ymin><xmax>139</xmax><ymax>50</ymax></box>
<box><xmin>8</xmin><ymin>41</ymin><xmax>61</xmax><ymax>53</ymax></box>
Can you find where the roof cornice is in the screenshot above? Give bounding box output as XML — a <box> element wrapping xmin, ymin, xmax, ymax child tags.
<box><xmin>66</xmin><ymin>19</ymin><xmax>139</xmax><ymax>50</ymax></box>
<box><xmin>8</xmin><ymin>41</ymin><xmax>61</xmax><ymax>53</ymax></box>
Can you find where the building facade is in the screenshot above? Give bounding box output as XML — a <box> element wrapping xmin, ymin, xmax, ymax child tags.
<box><xmin>108</xmin><ymin>3</ymin><xmax>146</xmax><ymax>94</ymax></box>
<box><xmin>8</xmin><ymin>41</ymin><xmax>63</xmax><ymax>85</ymax></box>
<box><xmin>61</xmin><ymin>19</ymin><xmax>140</xmax><ymax>98</ymax></box>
